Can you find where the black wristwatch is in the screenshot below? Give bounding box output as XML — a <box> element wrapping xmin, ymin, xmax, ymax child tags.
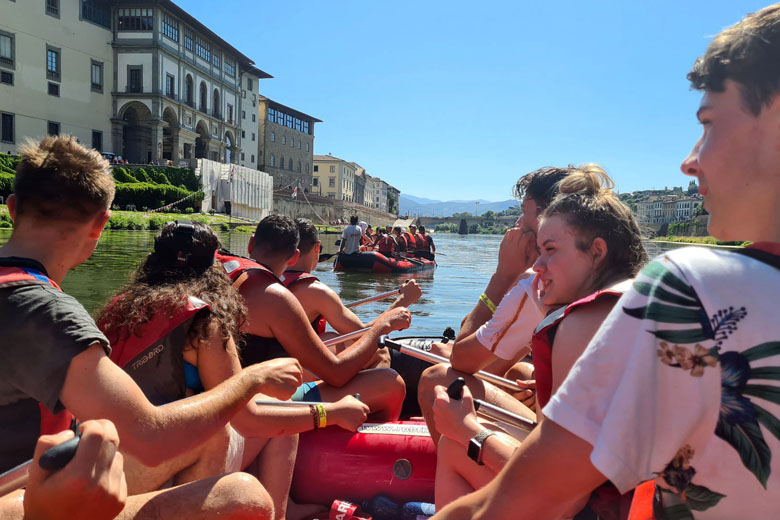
<box><xmin>467</xmin><ymin>429</ymin><xmax>496</xmax><ymax>465</ymax></box>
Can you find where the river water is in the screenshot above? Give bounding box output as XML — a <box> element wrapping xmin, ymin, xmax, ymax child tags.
<box><xmin>0</xmin><ymin>229</ymin><xmax>688</xmax><ymax>335</ymax></box>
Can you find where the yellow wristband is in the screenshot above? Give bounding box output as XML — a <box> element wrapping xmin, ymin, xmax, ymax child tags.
<box><xmin>479</xmin><ymin>293</ymin><xmax>497</xmax><ymax>314</ymax></box>
<box><xmin>316</xmin><ymin>403</ymin><xmax>327</xmax><ymax>429</ymax></box>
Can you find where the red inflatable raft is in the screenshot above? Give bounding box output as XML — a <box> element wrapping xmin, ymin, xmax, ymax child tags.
<box><xmin>290</xmin><ymin>420</ymin><xmax>436</xmax><ymax>505</ymax></box>
<box><xmin>333</xmin><ymin>252</ymin><xmax>436</xmax><ymax>273</ymax></box>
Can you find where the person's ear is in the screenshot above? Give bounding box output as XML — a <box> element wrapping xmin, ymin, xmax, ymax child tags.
<box><xmin>590</xmin><ymin>237</ymin><xmax>608</xmax><ymax>266</ymax></box>
<box><xmin>248</xmin><ymin>235</ymin><xmax>255</xmax><ymax>255</ymax></box>
<box><xmin>6</xmin><ymin>194</ymin><xmax>16</xmax><ymax>222</ymax></box>
<box><xmin>287</xmin><ymin>249</ymin><xmax>301</xmax><ymax>266</ymax></box>
<box><xmin>89</xmin><ymin>209</ymin><xmax>111</xmax><ymax>239</ymax></box>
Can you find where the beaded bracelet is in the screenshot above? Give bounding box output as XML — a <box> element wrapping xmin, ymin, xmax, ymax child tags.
<box><xmin>479</xmin><ymin>293</ymin><xmax>497</xmax><ymax>314</ymax></box>
<box><xmin>316</xmin><ymin>403</ymin><xmax>327</xmax><ymax>429</ymax></box>
<box><xmin>309</xmin><ymin>404</ymin><xmax>320</xmax><ymax>430</ymax></box>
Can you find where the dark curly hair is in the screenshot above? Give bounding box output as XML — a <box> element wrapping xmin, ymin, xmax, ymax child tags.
<box><xmin>97</xmin><ymin>221</ymin><xmax>247</xmax><ymax>350</ymax></box>
<box><xmin>513</xmin><ymin>166</ymin><xmax>573</xmax><ymax>210</ymax></box>
<box><xmin>542</xmin><ymin>164</ymin><xmax>648</xmax><ymax>290</ymax></box>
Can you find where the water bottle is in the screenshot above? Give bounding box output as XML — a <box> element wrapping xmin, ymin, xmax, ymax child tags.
<box><xmin>402</xmin><ymin>501</ymin><xmax>435</xmax><ymax>520</ymax></box>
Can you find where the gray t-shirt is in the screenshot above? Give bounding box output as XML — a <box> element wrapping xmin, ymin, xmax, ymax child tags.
<box><xmin>0</xmin><ymin>264</ymin><xmax>109</xmax><ymax>471</ymax></box>
<box><xmin>341</xmin><ymin>225</ymin><xmax>363</xmax><ymax>254</ymax></box>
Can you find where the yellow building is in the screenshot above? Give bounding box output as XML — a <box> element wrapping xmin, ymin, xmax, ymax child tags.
<box><xmin>312</xmin><ymin>154</ymin><xmax>355</xmax><ymax>201</ymax></box>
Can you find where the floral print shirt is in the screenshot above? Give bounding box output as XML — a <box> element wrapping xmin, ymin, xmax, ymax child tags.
<box><xmin>544</xmin><ymin>246</ymin><xmax>780</xmax><ymax>519</ymax></box>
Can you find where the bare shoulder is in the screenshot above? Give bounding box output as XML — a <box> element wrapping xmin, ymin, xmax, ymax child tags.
<box><xmin>555</xmin><ymin>297</ymin><xmax>618</xmax><ymax>346</ymax></box>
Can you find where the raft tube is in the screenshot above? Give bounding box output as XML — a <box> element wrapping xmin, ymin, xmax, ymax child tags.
<box><xmin>290</xmin><ymin>420</ymin><xmax>436</xmax><ymax>506</ymax></box>
<box><xmin>333</xmin><ymin>252</ymin><xmax>436</xmax><ymax>273</ymax></box>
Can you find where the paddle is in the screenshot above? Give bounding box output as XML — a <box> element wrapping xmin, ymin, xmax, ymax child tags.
<box><xmin>322</xmin><ymin>327</ymin><xmax>370</xmax><ymax>347</ymax></box>
<box><xmin>0</xmin><ymin>390</ymin><xmax>367</xmax><ymax>497</ymax></box>
<box><xmin>447</xmin><ymin>378</ymin><xmax>536</xmax><ymax>432</ymax></box>
<box><xmin>345</xmin><ymin>288</ymin><xmax>402</xmax><ymax>309</ymax></box>
<box><xmin>378</xmin><ymin>335</ymin><xmax>523</xmax><ymax>393</ymax></box>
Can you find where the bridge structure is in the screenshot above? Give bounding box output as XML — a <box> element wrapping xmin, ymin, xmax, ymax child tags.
<box><xmin>414</xmin><ymin>215</ymin><xmax>518</xmax><ymax>229</ymax></box>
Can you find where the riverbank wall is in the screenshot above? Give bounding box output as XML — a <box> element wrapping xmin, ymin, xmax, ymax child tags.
<box><xmin>272</xmin><ymin>188</ymin><xmax>398</xmax><ymax>228</ymax></box>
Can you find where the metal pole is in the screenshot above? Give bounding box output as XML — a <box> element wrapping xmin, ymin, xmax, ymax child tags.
<box><xmin>378</xmin><ymin>336</ymin><xmax>522</xmax><ymax>392</ymax></box>
<box><xmin>345</xmin><ymin>288</ymin><xmax>401</xmax><ymax>309</ymax></box>
<box><xmin>322</xmin><ymin>327</ymin><xmax>370</xmax><ymax>347</ymax></box>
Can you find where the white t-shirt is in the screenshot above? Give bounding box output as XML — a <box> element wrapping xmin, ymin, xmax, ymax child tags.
<box><xmin>341</xmin><ymin>225</ymin><xmax>363</xmax><ymax>254</ymax></box>
<box><xmin>475</xmin><ymin>275</ymin><xmax>544</xmax><ymax>361</ymax></box>
<box><xmin>545</xmin><ymin>247</ymin><xmax>780</xmax><ymax>518</ymax></box>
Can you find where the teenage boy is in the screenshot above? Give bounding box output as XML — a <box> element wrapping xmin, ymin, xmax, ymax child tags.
<box><xmin>220</xmin><ymin>214</ymin><xmax>411</xmax><ymax>421</ymax></box>
<box><xmin>433</xmin><ymin>5</ymin><xmax>780</xmax><ymax>519</ymax></box>
<box><xmin>283</xmin><ymin>218</ymin><xmax>422</xmax><ymax>369</ymax></box>
<box><xmin>0</xmin><ymin>136</ymin><xmax>301</xmax><ymax>519</ymax></box>
<box><xmin>340</xmin><ymin>215</ymin><xmax>363</xmax><ymax>255</ymax></box>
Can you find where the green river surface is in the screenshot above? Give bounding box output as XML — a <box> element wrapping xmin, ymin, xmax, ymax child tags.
<box><xmin>0</xmin><ymin>229</ymin><xmax>686</xmax><ymax>336</ymax></box>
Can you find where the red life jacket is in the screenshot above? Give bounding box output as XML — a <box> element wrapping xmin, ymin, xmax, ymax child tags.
<box><xmin>215</xmin><ymin>250</ymin><xmax>281</xmax><ymax>285</ymax></box>
<box><xmin>420</xmin><ymin>234</ymin><xmax>433</xmax><ymax>252</ymax></box>
<box><xmin>377</xmin><ymin>235</ymin><xmax>397</xmax><ymax>256</ymax></box>
<box><xmin>414</xmin><ymin>232</ymin><xmax>425</xmax><ymax>250</ymax></box>
<box><xmin>281</xmin><ymin>270</ymin><xmax>328</xmax><ymax>335</ymax></box>
<box><xmin>102</xmin><ymin>296</ymin><xmax>210</xmax><ymax>405</ymax></box>
<box><xmin>531</xmin><ymin>281</ymin><xmax>630</xmax><ymax>409</ymax></box>
<box><xmin>403</xmin><ymin>232</ymin><xmax>416</xmax><ymax>251</ymax></box>
<box><xmin>0</xmin><ymin>262</ymin><xmax>74</xmax><ymax>439</ymax></box>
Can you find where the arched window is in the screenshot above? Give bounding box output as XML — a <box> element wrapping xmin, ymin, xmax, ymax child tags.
<box><xmin>199</xmin><ymin>82</ymin><xmax>207</xmax><ymax>112</ymax></box>
<box><xmin>185</xmin><ymin>75</ymin><xmax>193</xmax><ymax>106</ymax></box>
<box><xmin>212</xmin><ymin>89</ymin><xmax>220</xmax><ymax>118</ymax></box>
<box><xmin>305</xmin><ymin>163</ymin><xmax>309</xmax><ymax>174</ymax></box>
<box><xmin>288</xmin><ymin>158</ymin><xmax>293</xmax><ymax>170</ymax></box>
<box><xmin>270</xmin><ymin>154</ymin><xmax>275</xmax><ymax>167</ymax></box>
<box><xmin>280</xmin><ymin>155</ymin><xmax>284</xmax><ymax>169</ymax></box>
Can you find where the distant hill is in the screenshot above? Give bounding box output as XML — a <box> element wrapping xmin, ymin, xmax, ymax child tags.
<box><xmin>399</xmin><ymin>195</ymin><xmax>519</xmax><ymax>217</ymax></box>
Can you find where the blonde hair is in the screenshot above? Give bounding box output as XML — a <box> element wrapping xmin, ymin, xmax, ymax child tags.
<box><xmin>542</xmin><ymin>164</ymin><xmax>647</xmax><ymax>289</ymax></box>
<box><xmin>14</xmin><ymin>135</ymin><xmax>115</xmax><ymax>220</ymax></box>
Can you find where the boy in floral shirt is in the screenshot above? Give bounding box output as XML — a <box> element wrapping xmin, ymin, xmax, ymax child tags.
<box><xmin>433</xmin><ymin>4</ymin><xmax>780</xmax><ymax>519</ymax></box>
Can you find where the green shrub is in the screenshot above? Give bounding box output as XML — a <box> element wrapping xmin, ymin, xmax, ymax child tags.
<box><xmin>185</xmin><ymin>207</ymin><xmax>194</xmax><ymax>214</ymax></box>
<box><xmin>0</xmin><ymin>221</ymin><xmax>11</xmax><ymax>228</ymax></box>
<box><xmin>133</xmin><ymin>168</ymin><xmax>152</xmax><ymax>183</ymax></box>
<box><xmin>148</xmin><ymin>216</ymin><xmax>166</xmax><ymax>230</ymax></box>
<box><xmin>220</xmin><ymin>223</ymin><xmax>229</xmax><ymax>232</ymax></box>
<box><xmin>113</xmin><ymin>182</ymin><xmax>198</xmax><ymax>211</ymax></box>
<box><xmin>112</xmin><ymin>167</ymin><xmax>138</xmax><ymax>183</ymax></box>
<box><xmin>0</xmin><ymin>172</ymin><xmax>14</xmax><ymax>199</ymax></box>
<box><xmin>149</xmin><ymin>169</ymin><xmax>171</xmax><ymax>185</ymax></box>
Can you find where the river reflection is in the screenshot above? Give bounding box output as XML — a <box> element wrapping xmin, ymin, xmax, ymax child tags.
<box><xmin>0</xmin><ymin>229</ymin><xmax>692</xmax><ymax>335</ymax></box>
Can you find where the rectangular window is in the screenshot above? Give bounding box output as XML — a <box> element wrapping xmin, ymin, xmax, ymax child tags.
<box><xmin>313</xmin><ymin>165</ymin><xmax>318</xmax><ymax>172</ymax></box>
<box><xmin>1</xmin><ymin>113</ymin><xmax>13</xmax><ymax>143</ymax></box>
<box><xmin>329</xmin><ymin>177</ymin><xmax>335</xmax><ymax>188</ymax></box>
<box><xmin>91</xmin><ymin>60</ymin><xmax>103</xmax><ymax>92</ymax></box>
<box><xmin>184</xmin><ymin>29</ymin><xmax>194</xmax><ymax>51</ymax></box>
<box><xmin>161</xmin><ymin>13</ymin><xmax>178</xmax><ymax>41</ymax></box>
<box><xmin>92</xmin><ymin>130</ymin><xmax>102</xmax><ymax>151</ymax></box>
<box><xmin>251</xmin><ymin>113</ymin><xmax>255</xmax><ymax>122</ymax></box>
<box><xmin>224</xmin><ymin>59</ymin><xmax>235</xmax><ymax>78</ymax></box>
<box><xmin>46</xmin><ymin>46</ymin><xmax>60</xmax><ymax>81</ymax></box>
<box><xmin>212</xmin><ymin>52</ymin><xmax>220</xmax><ymax>69</ymax></box>
<box><xmin>0</xmin><ymin>32</ymin><xmax>15</xmax><ymax>68</ymax></box>
<box><xmin>290</xmin><ymin>138</ymin><xmax>294</xmax><ymax>148</ymax></box>
<box><xmin>241</xmin><ymin>152</ymin><xmax>245</xmax><ymax>161</ymax></box>
<box><xmin>241</xmin><ymin>130</ymin><xmax>245</xmax><ymax>138</ymax></box>
<box><xmin>128</xmin><ymin>67</ymin><xmax>142</xmax><ymax>93</ymax></box>
<box><xmin>226</xmin><ymin>104</ymin><xmax>233</xmax><ymax>123</ymax></box>
<box><xmin>247</xmin><ymin>78</ymin><xmax>253</xmax><ymax>91</ymax></box>
<box><xmin>165</xmin><ymin>73</ymin><xmax>175</xmax><ymax>98</ymax></box>
<box><xmin>117</xmin><ymin>8</ymin><xmax>153</xmax><ymax>31</ymax></box>
<box><xmin>195</xmin><ymin>38</ymin><xmax>210</xmax><ymax>61</ymax></box>
<box><xmin>295</xmin><ymin>118</ymin><xmax>301</xmax><ymax>132</ymax></box>
<box><xmin>306</xmin><ymin>143</ymin><xmax>309</xmax><ymax>152</ymax></box>
<box><xmin>0</xmin><ymin>71</ymin><xmax>12</xmax><ymax>85</ymax></box>
<box><xmin>286</xmin><ymin>114</ymin><xmax>292</xmax><ymax>128</ymax></box>
<box><xmin>47</xmin><ymin>121</ymin><xmax>60</xmax><ymax>135</ymax></box>
<box><xmin>329</xmin><ymin>165</ymin><xmax>335</xmax><ymax>173</ymax></box>
<box><xmin>241</xmin><ymin>110</ymin><xmax>246</xmax><ymax>119</ymax></box>
<box><xmin>250</xmin><ymin>155</ymin><xmax>254</xmax><ymax>163</ymax></box>
<box><xmin>303</xmin><ymin>121</ymin><xmax>310</xmax><ymax>134</ymax></box>
<box><xmin>270</xmin><ymin>155</ymin><xmax>275</xmax><ymax>167</ymax></box>
<box><xmin>81</xmin><ymin>0</ymin><xmax>111</xmax><ymax>28</ymax></box>
<box><xmin>46</xmin><ymin>0</ymin><xmax>59</xmax><ymax>17</ymax></box>
<box><xmin>313</xmin><ymin>178</ymin><xmax>318</xmax><ymax>186</ymax></box>
<box><xmin>47</xmin><ymin>82</ymin><xmax>59</xmax><ymax>96</ymax></box>
<box><xmin>251</xmin><ymin>133</ymin><xmax>255</xmax><ymax>141</ymax></box>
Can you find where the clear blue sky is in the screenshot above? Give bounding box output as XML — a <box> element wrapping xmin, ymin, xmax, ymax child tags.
<box><xmin>186</xmin><ymin>0</ymin><xmax>768</xmax><ymax>201</ymax></box>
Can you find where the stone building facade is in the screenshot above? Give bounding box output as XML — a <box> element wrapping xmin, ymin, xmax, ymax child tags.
<box><xmin>0</xmin><ymin>0</ymin><xmax>270</xmax><ymax>166</ymax></box>
<box><xmin>257</xmin><ymin>95</ymin><xmax>320</xmax><ymax>191</ymax></box>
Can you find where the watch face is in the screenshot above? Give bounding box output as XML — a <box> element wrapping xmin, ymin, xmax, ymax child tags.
<box><xmin>467</xmin><ymin>438</ymin><xmax>481</xmax><ymax>463</ymax></box>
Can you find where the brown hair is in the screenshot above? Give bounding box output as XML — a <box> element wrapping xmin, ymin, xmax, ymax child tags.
<box><xmin>97</xmin><ymin>222</ymin><xmax>246</xmax><ymax>351</ymax></box>
<box><xmin>295</xmin><ymin>218</ymin><xmax>319</xmax><ymax>254</ymax></box>
<box><xmin>542</xmin><ymin>164</ymin><xmax>647</xmax><ymax>289</ymax></box>
<box><xmin>14</xmin><ymin>135</ymin><xmax>115</xmax><ymax>220</ymax></box>
<box><xmin>513</xmin><ymin>166</ymin><xmax>573</xmax><ymax>210</ymax></box>
<box><xmin>688</xmin><ymin>4</ymin><xmax>780</xmax><ymax>115</ymax></box>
